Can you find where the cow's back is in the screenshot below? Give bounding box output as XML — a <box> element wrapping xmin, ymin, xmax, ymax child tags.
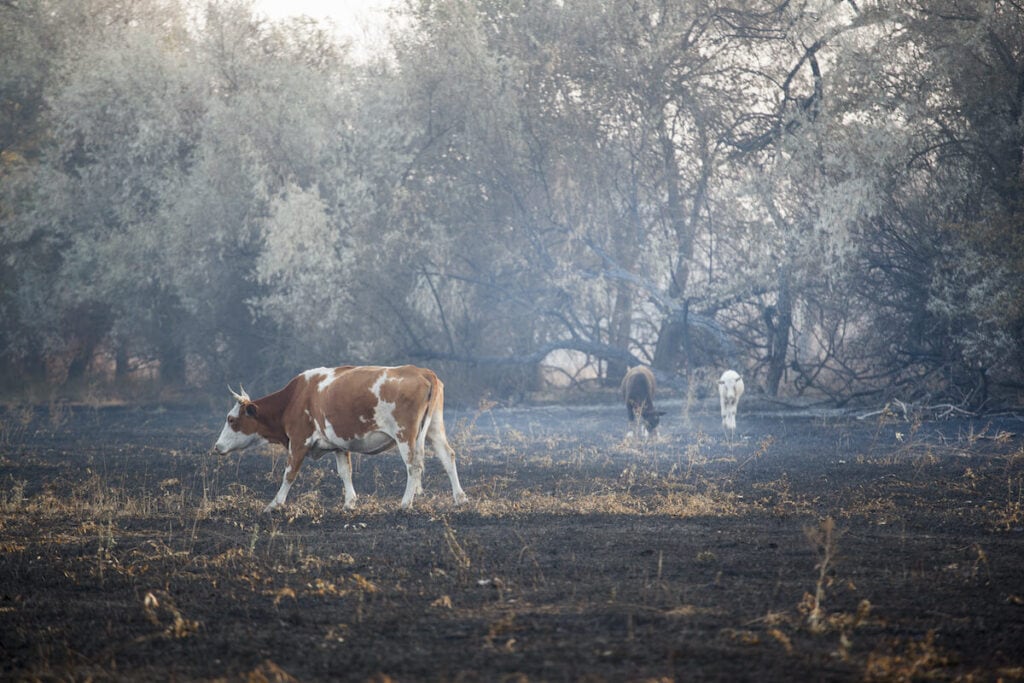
<box><xmin>622</xmin><ymin>366</ymin><xmax>655</xmax><ymax>406</ymax></box>
<box><xmin>313</xmin><ymin>365</ymin><xmax>434</xmax><ymax>441</ymax></box>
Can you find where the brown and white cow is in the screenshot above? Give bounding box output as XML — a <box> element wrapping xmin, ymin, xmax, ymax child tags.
<box><xmin>214</xmin><ymin>365</ymin><xmax>468</xmax><ymax>512</ymax></box>
<box><xmin>620</xmin><ymin>366</ymin><xmax>665</xmax><ymax>440</ymax></box>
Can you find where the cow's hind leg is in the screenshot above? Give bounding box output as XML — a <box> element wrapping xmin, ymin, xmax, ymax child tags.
<box><xmin>398</xmin><ymin>441</ymin><xmax>423</xmax><ymax>510</ymax></box>
<box><xmin>265</xmin><ymin>446</ymin><xmax>307</xmax><ymax>512</ymax></box>
<box><xmin>427</xmin><ymin>414</ymin><xmax>468</xmax><ymax>505</ymax></box>
<box><xmin>334</xmin><ymin>451</ymin><xmax>358</xmax><ymax>510</ymax></box>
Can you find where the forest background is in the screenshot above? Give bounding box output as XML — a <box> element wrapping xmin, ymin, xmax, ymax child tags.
<box><xmin>1</xmin><ymin>0</ymin><xmax>1022</xmax><ymax>408</ymax></box>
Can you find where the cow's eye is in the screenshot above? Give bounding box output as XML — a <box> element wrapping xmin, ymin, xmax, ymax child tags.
<box><xmin>228</xmin><ymin>416</ymin><xmax>237</xmax><ymax>427</ymax></box>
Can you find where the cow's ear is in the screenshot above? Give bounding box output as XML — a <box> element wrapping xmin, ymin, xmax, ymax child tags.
<box><xmin>244</xmin><ymin>403</ymin><xmax>258</xmax><ymax>418</ymax></box>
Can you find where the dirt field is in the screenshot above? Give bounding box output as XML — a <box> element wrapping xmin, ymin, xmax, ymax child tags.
<box><xmin>2</xmin><ymin>398</ymin><xmax>1023</xmax><ymax>682</ymax></box>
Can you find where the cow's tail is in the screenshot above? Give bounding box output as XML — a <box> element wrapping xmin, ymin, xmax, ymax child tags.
<box><xmin>419</xmin><ymin>377</ymin><xmax>435</xmax><ymax>437</ymax></box>
<box><xmin>420</xmin><ymin>372</ymin><xmax>451</xmax><ymax>455</ymax></box>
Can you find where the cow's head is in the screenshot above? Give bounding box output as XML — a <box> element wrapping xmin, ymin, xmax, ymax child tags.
<box><xmin>642</xmin><ymin>408</ymin><xmax>666</xmax><ymax>434</ymax></box>
<box><xmin>214</xmin><ymin>386</ymin><xmax>265</xmax><ymax>454</ymax></box>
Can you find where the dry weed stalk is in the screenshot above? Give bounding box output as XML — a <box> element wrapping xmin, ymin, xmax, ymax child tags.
<box><xmin>452</xmin><ymin>396</ymin><xmax>498</xmax><ymax>452</ymax></box>
<box><xmin>735</xmin><ymin>435</ymin><xmax>775</xmax><ymax>471</ymax></box>
<box><xmin>0</xmin><ymin>405</ymin><xmax>34</xmax><ymax>446</ymax></box>
<box><xmin>993</xmin><ymin>474</ymin><xmax>1024</xmax><ymax>531</ymax></box>
<box><xmin>513</xmin><ymin>529</ymin><xmax>546</xmax><ymax>586</ymax></box>
<box><xmin>0</xmin><ymin>478</ymin><xmax>26</xmax><ymax>512</ymax></box>
<box><xmin>484</xmin><ymin>611</ymin><xmax>519</xmax><ymax>652</ymax></box>
<box><xmin>248</xmin><ymin>523</ymin><xmax>260</xmax><ymax>556</ymax></box>
<box><xmin>768</xmin><ymin>627</ymin><xmax>794</xmax><ymax>654</ymax></box>
<box><xmin>802</xmin><ymin>516</ymin><xmax>840</xmax><ymax>634</ymax></box>
<box><xmin>680</xmin><ymin>371</ymin><xmax>702</xmax><ymax>430</ymax></box>
<box><xmin>47</xmin><ymin>400</ymin><xmax>70</xmax><ymax>431</ymax></box>
<box><xmin>94</xmin><ymin>516</ymin><xmax>118</xmax><ymax>583</ymax></box>
<box><xmin>669</xmin><ymin>431</ymin><xmax>711</xmax><ymax>481</ymax></box>
<box><xmin>442</xmin><ymin>516</ymin><xmax>471</xmax><ymax>572</ymax></box>
<box><xmin>797</xmin><ymin>516</ymin><xmax>871</xmax><ymax>660</ymax></box>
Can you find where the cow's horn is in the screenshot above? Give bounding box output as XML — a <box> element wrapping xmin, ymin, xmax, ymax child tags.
<box><xmin>229</xmin><ymin>385</ymin><xmax>249</xmax><ymax>403</ymax></box>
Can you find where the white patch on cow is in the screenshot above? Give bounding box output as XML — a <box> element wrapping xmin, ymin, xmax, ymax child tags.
<box><xmin>304</xmin><ymin>415</ymin><xmax>329</xmax><ymax>451</ymax></box>
<box><xmin>321</xmin><ymin>415</ymin><xmax>344</xmax><ymax>445</ymax></box>
<box><xmin>214</xmin><ymin>403</ymin><xmax>268</xmax><ymax>453</ymax></box>
<box><xmin>304</xmin><ymin>413</ymin><xmax>394</xmax><ymax>455</ymax></box>
<box><xmin>302</xmin><ymin>367</ymin><xmax>324</xmax><ymax>382</ymax></box>
<box><xmin>318</xmin><ymin>369</ymin><xmax>339</xmax><ymax>392</ymax></box>
<box><xmin>370</xmin><ymin>371</ymin><xmax>402</xmax><ymax>440</ymax></box>
<box><xmin>302</xmin><ymin>367</ymin><xmax>330</xmax><ymax>381</ymax></box>
<box><xmin>301</xmin><ymin>367</ymin><xmax>338</xmax><ymax>392</ymax></box>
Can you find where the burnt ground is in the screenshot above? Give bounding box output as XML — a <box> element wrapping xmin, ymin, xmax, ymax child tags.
<box><xmin>1</xmin><ymin>398</ymin><xmax>1024</xmax><ymax>682</ymax></box>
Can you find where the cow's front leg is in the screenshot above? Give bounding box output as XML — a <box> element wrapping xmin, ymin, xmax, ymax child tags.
<box><xmin>334</xmin><ymin>451</ymin><xmax>358</xmax><ymax>510</ymax></box>
<box><xmin>722</xmin><ymin>403</ymin><xmax>737</xmax><ymax>444</ymax></box>
<box><xmin>265</xmin><ymin>446</ymin><xmax>306</xmax><ymax>512</ymax></box>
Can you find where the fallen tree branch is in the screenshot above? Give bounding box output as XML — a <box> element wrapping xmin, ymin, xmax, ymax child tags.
<box><xmin>408</xmin><ymin>339</ymin><xmax>644</xmax><ymax>371</ymax></box>
<box><xmin>856</xmin><ymin>400</ymin><xmax>979</xmax><ymax>421</ymax></box>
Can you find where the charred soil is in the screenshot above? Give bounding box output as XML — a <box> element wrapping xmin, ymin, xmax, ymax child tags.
<box><xmin>1</xmin><ymin>401</ymin><xmax>1024</xmax><ymax>681</ymax></box>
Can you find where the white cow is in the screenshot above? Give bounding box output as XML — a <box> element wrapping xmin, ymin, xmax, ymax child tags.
<box><xmin>718</xmin><ymin>370</ymin><xmax>744</xmax><ymax>442</ymax></box>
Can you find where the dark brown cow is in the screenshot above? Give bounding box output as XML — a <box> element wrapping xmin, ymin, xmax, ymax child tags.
<box><xmin>214</xmin><ymin>365</ymin><xmax>468</xmax><ymax>512</ymax></box>
<box><xmin>620</xmin><ymin>366</ymin><xmax>665</xmax><ymax>439</ymax></box>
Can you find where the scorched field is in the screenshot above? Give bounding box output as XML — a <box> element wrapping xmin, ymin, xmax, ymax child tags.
<box><xmin>1</xmin><ymin>399</ymin><xmax>1023</xmax><ymax>681</ymax></box>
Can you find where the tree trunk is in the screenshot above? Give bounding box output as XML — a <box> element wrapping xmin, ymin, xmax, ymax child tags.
<box><xmin>606</xmin><ymin>279</ymin><xmax>634</xmax><ymax>386</ymax></box>
<box><xmin>765</xmin><ymin>272</ymin><xmax>793</xmax><ymax>396</ymax></box>
<box><xmin>158</xmin><ymin>345</ymin><xmax>187</xmax><ymax>386</ymax></box>
<box><xmin>115</xmin><ymin>342</ymin><xmax>129</xmax><ymax>382</ymax></box>
<box><xmin>652</xmin><ymin>110</ymin><xmax>707</xmax><ymax>374</ymax></box>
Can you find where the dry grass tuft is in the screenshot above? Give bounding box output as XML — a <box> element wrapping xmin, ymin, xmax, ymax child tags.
<box><xmin>232</xmin><ymin>659</ymin><xmax>300</xmax><ymax>683</ymax></box>
<box><xmin>864</xmin><ymin>631</ymin><xmax>951</xmax><ymax>681</ymax></box>
<box><xmin>141</xmin><ymin>589</ymin><xmax>201</xmax><ymax>639</ymax></box>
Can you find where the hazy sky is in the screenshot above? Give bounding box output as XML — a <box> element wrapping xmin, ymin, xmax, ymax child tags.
<box><xmin>252</xmin><ymin>0</ymin><xmax>398</xmax><ymax>56</ymax></box>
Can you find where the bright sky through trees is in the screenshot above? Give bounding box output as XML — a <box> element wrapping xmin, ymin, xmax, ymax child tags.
<box><xmin>252</xmin><ymin>0</ymin><xmax>396</xmax><ymax>58</ymax></box>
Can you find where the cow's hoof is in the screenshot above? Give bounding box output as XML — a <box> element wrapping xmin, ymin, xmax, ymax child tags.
<box><xmin>454</xmin><ymin>492</ymin><xmax>469</xmax><ymax>505</ymax></box>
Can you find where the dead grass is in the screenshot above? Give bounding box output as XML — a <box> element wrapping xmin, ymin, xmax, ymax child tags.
<box><xmin>864</xmin><ymin>631</ymin><xmax>952</xmax><ymax>681</ymax></box>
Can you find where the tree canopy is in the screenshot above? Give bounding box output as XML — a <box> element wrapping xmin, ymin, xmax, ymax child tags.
<box><xmin>1</xmin><ymin>0</ymin><xmax>1021</xmax><ymax>407</ymax></box>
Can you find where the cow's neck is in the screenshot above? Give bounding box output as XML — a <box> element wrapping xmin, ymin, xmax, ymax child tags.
<box><xmin>253</xmin><ymin>379</ymin><xmax>297</xmax><ymax>447</ymax></box>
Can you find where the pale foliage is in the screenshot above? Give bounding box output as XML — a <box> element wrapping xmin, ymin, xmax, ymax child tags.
<box><xmin>253</xmin><ymin>185</ymin><xmax>356</xmax><ymax>344</ymax></box>
<box><xmin>928</xmin><ymin>235</ymin><xmax>1023</xmax><ymax>370</ymax></box>
<box><xmin>0</xmin><ymin>0</ymin><xmax>1020</xmax><ymax>403</ymax></box>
